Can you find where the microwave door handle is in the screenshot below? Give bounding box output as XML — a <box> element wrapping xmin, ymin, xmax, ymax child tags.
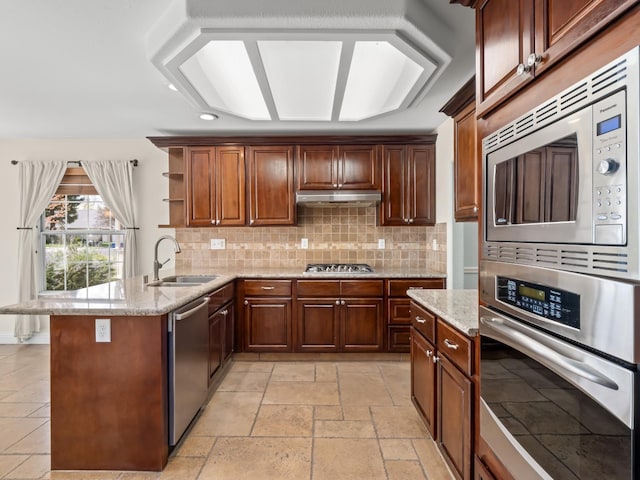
<box><xmin>479</xmin><ymin>315</ymin><xmax>619</xmax><ymax>390</ymax></box>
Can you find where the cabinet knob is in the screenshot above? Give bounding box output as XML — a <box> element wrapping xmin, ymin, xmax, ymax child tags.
<box><xmin>444</xmin><ymin>338</ymin><xmax>459</xmax><ymax>350</ymax></box>
<box><xmin>211</xmin><ymin>219</ymin><xmax>216</xmax><ymax>224</ymax></box>
<box><xmin>408</xmin><ymin>218</ymin><xmax>414</xmax><ymax>224</ymax></box>
<box><xmin>216</xmin><ymin>219</ymin><xmax>221</xmax><ymax>225</ymax></box>
<box><xmin>516</xmin><ymin>63</ymin><xmax>531</xmax><ymax>76</ymax></box>
<box><xmin>336</xmin><ymin>300</ymin><xmax>340</xmax><ymax>305</ymax></box>
<box><xmin>221</xmin><ymin>309</ymin><xmax>228</xmax><ymax>315</ymax></box>
<box><xmin>341</xmin><ymin>300</ymin><xmax>346</xmax><ymax>305</ymax></box>
<box><xmin>415</xmin><ymin>316</ymin><xmax>426</xmax><ymax>324</ymax></box>
<box><xmin>527</xmin><ymin>52</ymin><xmax>542</xmax><ymax>67</ymax></box>
<box><xmin>338</xmin><ymin>184</ymin><xmax>343</xmax><ymax>188</ymax></box>
<box><xmin>426</xmin><ymin>350</ymin><xmax>433</xmax><ymax>357</ymax></box>
<box><xmin>244</xmin><ymin>300</ymin><xmax>249</xmax><ymax>305</ymax></box>
<box><xmin>432</xmin><ymin>355</ymin><xmax>440</xmax><ymax>364</ymax></box>
<box><xmin>250</xmin><ymin>219</ymin><xmax>255</xmax><ymax>225</ymax></box>
<box><xmin>473</xmin><ymin>206</ymin><xmax>478</xmax><ymax>213</ymax></box>
<box><xmin>261</xmin><ymin>286</ymin><xmax>275</xmax><ymax>290</ymax></box>
<box><xmin>333</xmin><ymin>183</ymin><xmax>338</xmax><ymax>188</ymax></box>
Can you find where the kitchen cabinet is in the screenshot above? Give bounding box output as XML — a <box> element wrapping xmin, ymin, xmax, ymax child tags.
<box><xmin>441</xmin><ymin>77</ymin><xmax>479</xmax><ymax>222</ymax></box>
<box><xmin>207</xmin><ymin>282</ymin><xmax>235</xmax><ymax>383</ymax></box>
<box><xmin>185</xmin><ymin>146</ymin><xmax>245</xmax><ymax>227</ymax></box>
<box><xmin>410</xmin><ymin>301</ymin><xmax>475</xmax><ymax>480</ymax></box>
<box><xmin>475</xmin><ymin>0</ymin><xmax>637</xmax><ymax>116</ymax></box>
<box><xmin>296</xmin><ymin>279</ymin><xmax>384</xmax><ymax>352</ymax></box>
<box><xmin>240</xmin><ymin>279</ymin><xmax>292</xmax><ymax>352</ymax></box>
<box><xmin>474</xmin><ymin>457</ymin><xmax>498</xmax><ymax>480</ymax></box>
<box><xmin>380</xmin><ymin>144</ymin><xmax>436</xmax><ymax>226</ymax></box>
<box><xmin>247</xmin><ymin>145</ymin><xmax>296</xmax><ymax>226</ymax></box>
<box><xmin>386</xmin><ymin>279</ymin><xmax>446</xmax><ymax>352</ymax></box>
<box><xmin>296</xmin><ymin>144</ymin><xmax>381</xmax><ymax>190</ymax></box>
<box><xmin>160</xmin><ymin>147</ymin><xmax>186</xmax><ymax>228</ymax></box>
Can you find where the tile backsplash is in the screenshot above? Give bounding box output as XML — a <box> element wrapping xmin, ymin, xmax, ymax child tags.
<box><xmin>175</xmin><ymin>206</ymin><xmax>446</xmax><ymax>271</ymax></box>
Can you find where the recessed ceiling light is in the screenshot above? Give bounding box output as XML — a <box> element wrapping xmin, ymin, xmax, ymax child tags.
<box><xmin>168</xmin><ymin>83</ymin><xmax>178</xmax><ymax>91</ymax></box>
<box><xmin>199</xmin><ymin>113</ymin><xmax>218</xmax><ymax>121</ymax></box>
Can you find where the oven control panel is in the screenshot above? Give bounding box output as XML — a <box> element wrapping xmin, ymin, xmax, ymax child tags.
<box><xmin>496</xmin><ymin>276</ymin><xmax>580</xmax><ymax>329</ymax></box>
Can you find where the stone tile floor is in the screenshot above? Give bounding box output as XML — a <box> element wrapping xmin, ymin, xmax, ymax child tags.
<box><xmin>0</xmin><ymin>345</ymin><xmax>454</xmax><ymax>480</ymax></box>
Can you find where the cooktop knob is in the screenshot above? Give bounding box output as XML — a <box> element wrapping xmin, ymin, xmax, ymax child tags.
<box><xmin>597</xmin><ymin>158</ymin><xmax>619</xmax><ymax>175</ymax></box>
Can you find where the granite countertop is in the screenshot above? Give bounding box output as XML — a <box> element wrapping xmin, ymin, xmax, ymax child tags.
<box><xmin>0</xmin><ymin>266</ymin><xmax>446</xmax><ymax>316</ymax></box>
<box><xmin>407</xmin><ymin>289</ymin><xmax>478</xmax><ymax>336</ymax></box>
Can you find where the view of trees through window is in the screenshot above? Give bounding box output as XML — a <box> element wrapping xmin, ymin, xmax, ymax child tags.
<box><xmin>42</xmin><ymin>194</ymin><xmax>124</xmax><ymax>291</ymax></box>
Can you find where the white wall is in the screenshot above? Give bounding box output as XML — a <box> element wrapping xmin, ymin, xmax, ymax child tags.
<box><xmin>0</xmin><ymin>139</ymin><xmax>171</xmax><ymax>343</ymax></box>
<box><xmin>435</xmin><ymin>117</ymin><xmax>456</xmax><ymax>288</ymax></box>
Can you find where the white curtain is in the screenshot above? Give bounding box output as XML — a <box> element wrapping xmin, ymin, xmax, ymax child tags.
<box><xmin>82</xmin><ymin>160</ymin><xmax>138</xmax><ymax>279</ymax></box>
<box><xmin>15</xmin><ymin>160</ymin><xmax>67</xmax><ymax>342</ymax></box>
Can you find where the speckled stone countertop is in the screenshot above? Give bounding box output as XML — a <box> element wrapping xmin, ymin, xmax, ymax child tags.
<box><xmin>0</xmin><ymin>266</ymin><xmax>446</xmax><ymax>316</ymax></box>
<box><xmin>407</xmin><ymin>289</ymin><xmax>478</xmax><ymax>336</ymax></box>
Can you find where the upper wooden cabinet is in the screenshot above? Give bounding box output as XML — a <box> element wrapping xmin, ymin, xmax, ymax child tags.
<box><xmin>380</xmin><ymin>144</ymin><xmax>435</xmax><ymax>226</ymax></box>
<box><xmin>185</xmin><ymin>146</ymin><xmax>245</xmax><ymax>227</ymax></box>
<box><xmin>441</xmin><ymin>77</ymin><xmax>479</xmax><ymax>222</ymax></box>
<box><xmin>296</xmin><ymin>144</ymin><xmax>381</xmax><ymax>190</ymax></box>
<box><xmin>476</xmin><ymin>0</ymin><xmax>638</xmax><ymax>116</ymax></box>
<box><xmin>246</xmin><ymin>146</ymin><xmax>295</xmax><ymax>226</ymax></box>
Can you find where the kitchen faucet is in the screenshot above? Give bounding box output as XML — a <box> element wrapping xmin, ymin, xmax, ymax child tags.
<box><xmin>153</xmin><ymin>235</ymin><xmax>182</xmax><ymax>281</ymax></box>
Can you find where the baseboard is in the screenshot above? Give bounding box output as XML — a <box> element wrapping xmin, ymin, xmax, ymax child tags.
<box><xmin>0</xmin><ymin>332</ymin><xmax>50</xmax><ymax>344</ymax></box>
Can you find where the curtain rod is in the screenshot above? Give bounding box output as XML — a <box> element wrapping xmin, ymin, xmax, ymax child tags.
<box><xmin>10</xmin><ymin>159</ymin><xmax>139</xmax><ymax>167</ymax></box>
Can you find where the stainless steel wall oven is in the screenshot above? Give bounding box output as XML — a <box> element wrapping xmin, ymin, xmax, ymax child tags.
<box><xmin>480</xmin><ymin>46</ymin><xmax>640</xmax><ymax>479</ymax></box>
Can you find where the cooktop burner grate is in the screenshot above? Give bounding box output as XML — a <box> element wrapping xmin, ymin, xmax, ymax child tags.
<box><xmin>304</xmin><ymin>263</ymin><xmax>374</xmax><ymax>273</ymax></box>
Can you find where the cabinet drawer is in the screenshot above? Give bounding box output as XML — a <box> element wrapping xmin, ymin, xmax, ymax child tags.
<box><xmin>296</xmin><ymin>280</ymin><xmax>340</xmax><ymax>297</ymax></box>
<box><xmin>207</xmin><ymin>282</ymin><xmax>235</xmax><ymax>313</ymax></box>
<box><xmin>437</xmin><ymin>319</ymin><xmax>473</xmax><ymax>376</ymax></box>
<box><xmin>388</xmin><ymin>298</ymin><xmax>410</xmax><ymax>325</ymax></box>
<box><xmin>341</xmin><ymin>280</ymin><xmax>383</xmax><ymax>297</ymax></box>
<box><xmin>410</xmin><ymin>302</ymin><xmax>436</xmax><ymax>343</ymax></box>
<box><xmin>243</xmin><ymin>280</ymin><xmax>292</xmax><ymax>297</ymax></box>
<box><xmin>387</xmin><ymin>279</ymin><xmax>445</xmax><ymax>297</ymax></box>
<box><xmin>387</xmin><ymin>326</ymin><xmax>410</xmax><ymax>352</ymax></box>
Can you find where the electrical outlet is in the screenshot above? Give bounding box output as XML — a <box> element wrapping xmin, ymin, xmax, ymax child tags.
<box><xmin>210</xmin><ymin>238</ymin><xmax>226</xmax><ymax>250</ymax></box>
<box><xmin>95</xmin><ymin>318</ymin><xmax>111</xmax><ymax>343</ymax></box>
<box><xmin>432</xmin><ymin>239</ymin><xmax>438</xmax><ymax>250</ymax></box>
<box><xmin>300</xmin><ymin>238</ymin><xmax>308</xmax><ymax>249</ymax></box>
<box><xmin>378</xmin><ymin>239</ymin><xmax>385</xmax><ymax>249</ymax></box>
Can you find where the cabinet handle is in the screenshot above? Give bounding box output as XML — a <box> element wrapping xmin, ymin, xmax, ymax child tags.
<box><xmin>261</xmin><ymin>286</ymin><xmax>275</xmax><ymax>290</ymax></box>
<box><xmin>338</xmin><ymin>183</ymin><xmax>343</xmax><ymax>188</ymax></box>
<box><xmin>516</xmin><ymin>63</ymin><xmax>531</xmax><ymax>76</ymax></box>
<box><xmin>426</xmin><ymin>350</ymin><xmax>433</xmax><ymax>357</ymax></box>
<box><xmin>432</xmin><ymin>355</ymin><xmax>440</xmax><ymax>364</ymax></box>
<box><xmin>250</xmin><ymin>219</ymin><xmax>255</xmax><ymax>225</ymax></box>
<box><xmin>527</xmin><ymin>52</ymin><xmax>542</xmax><ymax>67</ymax></box>
<box><xmin>244</xmin><ymin>300</ymin><xmax>249</xmax><ymax>305</ymax></box>
<box><xmin>216</xmin><ymin>219</ymin><xmax>221</xmax><ymax>225</ymax></box>
<box><xmin>415</xmin><ymin>316</ymin><xmax>426</xmax><ymax>324</ymax></box>
<box><xmin>341</xmin><ymin>300</ymin><xmax>346</xmax><ymax>305</ymax></box>
<box><xmin>408</xmin><ymin>286</ymin><xmax>424</xmax><ymax>290</ymax></box>
<box><xmin>335</xmin><ymin>300</ymin><xmax>340</xmax><ymax>305</ymax></box>
<box><xmin>333</xmin><ymin>183</ymin><xmax>338</xmax><ymax>188</ymax></box>
<box><xmin>444</xmin><ymin>338</ymin><xmax>459</xmax><ymax>350</ymax></box>
<box><xmin>211</xmin><ymin>219</ymin><xmax>216</xmax><ymax>224</ymax></box>
<box><xmin>408</xmin><ymin>218</ymin><xmax>414</xmax><ymax>224</ymax></box>
<box><xmin>473</xmin><ymin>206</ymin><xmax>478</xmax><ymax>213</ymax></box>
<box><xmin>221</xmin><ymin>309</ymin><xmax>228</xmax><ymax>315</ymax></box>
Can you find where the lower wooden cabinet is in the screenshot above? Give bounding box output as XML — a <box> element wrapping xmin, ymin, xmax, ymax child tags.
<box><xmin>208</xmin><ymin>309</ymin><xmax>223</xmax><ymax>380</ymax></box>
<box><xmin>410</xmin><ymin>300</ymin><xmax>475</xmax><ymax>480</ymax></box>
<box><xmin>207</xmin><ymin>282</ymin><xmax>235</xmax><ymax>384</ymax></box>
<box><xmin>474</xmin><ymin>456</ymin><xmax>497</xmax><ymax>480</ymax></box>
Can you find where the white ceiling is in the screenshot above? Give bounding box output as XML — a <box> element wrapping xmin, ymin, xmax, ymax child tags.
<box><xmin>0</xmin><ymin>0</ymin><xmax>474</xmax><ymax>138</ymax></box>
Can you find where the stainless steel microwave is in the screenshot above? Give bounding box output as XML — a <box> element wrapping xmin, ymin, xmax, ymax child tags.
<box><xmin>482</xmin><ymin>46</ymin><xmax>640</xmax><ymax>280</ymax></box>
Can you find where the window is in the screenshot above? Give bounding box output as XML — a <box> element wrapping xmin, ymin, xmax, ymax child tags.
<box><xmin>41</xmin><ymin>167</ymin><xmax>124</xmax><ymax>291</ymax></box>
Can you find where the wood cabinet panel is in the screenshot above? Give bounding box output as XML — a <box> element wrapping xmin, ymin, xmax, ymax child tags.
<box><xmin>407</xmin><ymin>145</ymin><xmax>436</xmax><ymax>225</ymax></box>
<box><xmin>411</xmin><ymin>328</ymin><xmax>437</xmax><ymax>437</ymax></box>
<box><xmin>243</xmin><ymin>299</ymin><xmax>292</xmax><ymax>352</ymax></box>
<box><xmin>186</xmin><ymin>148</ymin><xmax>215</xmax><ymax>226</ymax></box>
<box><xmin>438</xmin><ymin>354</ymin><xmax>473</xmax><ymax>480</ymax></box>
<box><xmin>247</xmin><ymin>145</ymin><xmax>295</xmax><ymax>226</ymax></box>
<box><xmin>243</xmin><ymin>280</ymin><xmax>292</xmax><ymax>297</ymax></box>
<box><xmin>381</xmin><ymin>145</ymin><xmax>407</xmax><ymax>225</ymax></box>
<box><xmin>388</xmin><ymin>298</ymin><xmax>411</xmax><ymax>325</ymax></box>
<box><xmin>411</xmin><ymin>303</ymin><xmax>436</xmax><ymax>344</ymax></box>
<box><xmin>296</xmin><ymin>300</ymin><xmax>339</xmax><ymax>351</ymax></box>
<box><xmin>388</xmin><ymin>325</ymin><xmax>411</xmax><ymax>353</ymax></box>
<box><xmin>296</xmin><ymin>145</ymin><xmax>337</xmax><ymax>190</ymax></box>
<box><xmin>340</xmin><ymin>280</ymin><xmax>383</xmax><ymax>297</ymax></box>
<box><xmin>216</xmin><ymin>147</ymin><xmax>245</xmax><ymax>225</ymax></box>
<box><xmin>474</xmin><ymin>456</ymin><xmax>497</xmax><ymax>480</ymax></box>
<box><xmin>223</xmin><ymin>303</ymin><xmax>234</xmax><ymax>362</ymax></box>
<box><xmin>208</xmin><ymin>310</ymin><xmax>223</xmax><ymax>380</ymax></box>
<box><xmin>437</xmin><ymin>319</ymin><xmax>474</xmax><ymax>376</ymax></box>
<box><xmin>454</xmin><ymin>102</ymin><xmax>479</xmax><ymax>221</ymax></box>
<box><xmin>296</xmin><ymin>280</ymin><xmax>341</xmax><ymax>297</ymax></box>
<box><xmin>339</xmin><ymin>145</ymin><xmax>380</xmax><ymax>189</ymax></box>
<box><xmin>341</xmin><ymin>298</ymin><xmax>384</xmax><ymax>352</ymax></box>
<box><xmin>387</xmin><ymin>279</ymin><xmax>446</xmax><ymax>296</ymax></box>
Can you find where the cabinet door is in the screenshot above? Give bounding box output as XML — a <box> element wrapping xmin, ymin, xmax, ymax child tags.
<box><xmin>533</xmin><ymin>0</ymin><xmax>638</xmax><ymax>77</ymax></box>
<box><xmin>438</xmin><ymin>355</ymin><xmax>472</xmax><ymax>480</ymax></box>
<box><xmin>476</xmin><ymin>0</ymin><xmax>535</xmax><ymax>116</ymax></box>
<box><xmin>223</xmin><ymin>303</ymin><xmax>234</xmax><ymax>362</ymax></box>
<box><xmin>208</xmin><ymin>311</ymin><xmax>223</xmax><ymax>381</ymax></box>
<box><xmin>454</xmin><ymin>103</ymin><xmax>479</xmax><ymax>221</ymax></box>
<box><xmin>474</xmin><ymin>456</ymin><xmax>497</xmax><ymax>480</ymax></box>
<box><xmin>407</xmin><ymin>145</ymin><xmax>436</xmax><ymax>226</ymax></box>
<box><xmin>216</xmin><ymin>146</ymin><xmax>245</xmax><ymax>226</ymax></box>
<box><xmin>340</xmin><ymin>298</ymin><xmax>383</xmax><ymax>352</ymax></box>
<box><xmin>247</xmin><ymin>146</ymin><xmax>295</xmax><ymax>226</ymax></box>
<box><xmin>296</xmin><ymin>145</ymin><xmax>338</xmax><ymax>190</ymax></box>
<box><xmin>296</xmin><ymin>299</ymin><xmax>339</xmax><ymax>352</ymax></box>
<box><xmin>244</xmin><ymin>298</ymin><xmax>292</xmax><ymax>352</ymax></box>
<box><xmin>381</xmin><ymin>145</ymin><xmax>408</xmax><ymax>225</ymax></box>
<box><xmin>411</xmin><ymin>329</ymin><xmax>436</xmax><ymax>437</ymax></box>
<box><xmin>339</xmin><ymin>145</ymin><xmax>380</xmax><ymax>190</ymax></box>
<box><xmin>388</xmin><ymin>326</ymin><xmax>411</xmax><ymax>353</ymax></box>
<box><xmin>186</xmin><ymin>147</ymin><xmax>216</xmax><ymax>226</ymax></box>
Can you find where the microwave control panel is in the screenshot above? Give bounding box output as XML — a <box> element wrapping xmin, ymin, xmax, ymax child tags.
<box><xmin>593</xmin><ymin>90</ymin><xmax>627</xmax><ymax>245</ymax></box>
<box><xmin>496</xmin><ymin>276</ymin><xmax>580</xmax><ymax>329</ymax></box>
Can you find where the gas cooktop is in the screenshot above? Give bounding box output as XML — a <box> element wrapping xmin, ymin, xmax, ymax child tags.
<box><xmin>304</xmin><ymin>263</ymin><xmax>374</xmax><ymax>274</ymax></box>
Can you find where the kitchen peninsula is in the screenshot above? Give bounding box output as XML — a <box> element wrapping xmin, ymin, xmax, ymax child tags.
<box><xmin>0</xmin><ymin>266</ymin><xmax>446</xmax><ymax>472</ymax></box>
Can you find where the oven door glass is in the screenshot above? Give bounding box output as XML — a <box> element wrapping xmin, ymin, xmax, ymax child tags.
<box><xmin>480</xmin><ymin>311</ymin><xmax>635</xmax><ymax>479</ymax></box>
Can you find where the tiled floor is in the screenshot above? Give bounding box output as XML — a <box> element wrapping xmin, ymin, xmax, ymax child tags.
<box><xmin>0</xmin><ymin>344</ymin><xmax>454</xmax><ymax>480</ymax></box>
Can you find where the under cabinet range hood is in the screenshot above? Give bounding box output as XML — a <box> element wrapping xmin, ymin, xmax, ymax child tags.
<box><xmin>295</xmin><ymin>190</ymin><xmax>382</xmax><ymax>208</ymax></box>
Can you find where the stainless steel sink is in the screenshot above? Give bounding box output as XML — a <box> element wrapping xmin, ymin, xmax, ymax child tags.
<box><xmin>146</xmin><ymin>275</ymin><xmax>218</xmax><ymax>287</ymax></box>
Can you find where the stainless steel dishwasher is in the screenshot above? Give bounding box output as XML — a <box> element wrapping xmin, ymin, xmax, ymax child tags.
<box><xmin>168</xmin><ymin>295</ymin><xmax>209</xmax><ymax>446</ymax></box>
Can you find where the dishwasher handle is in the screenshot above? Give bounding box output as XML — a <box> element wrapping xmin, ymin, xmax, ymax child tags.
<box><xmin>174</xmin><ymin>297</ymin><xmax>209</xmax><ymax>321</ymax></box>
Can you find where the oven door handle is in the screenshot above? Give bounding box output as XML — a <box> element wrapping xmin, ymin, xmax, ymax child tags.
<box><xmin>480</xmin><ymin>314</ymin><xmax>619</xmax><ymax>391</ymax></box>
